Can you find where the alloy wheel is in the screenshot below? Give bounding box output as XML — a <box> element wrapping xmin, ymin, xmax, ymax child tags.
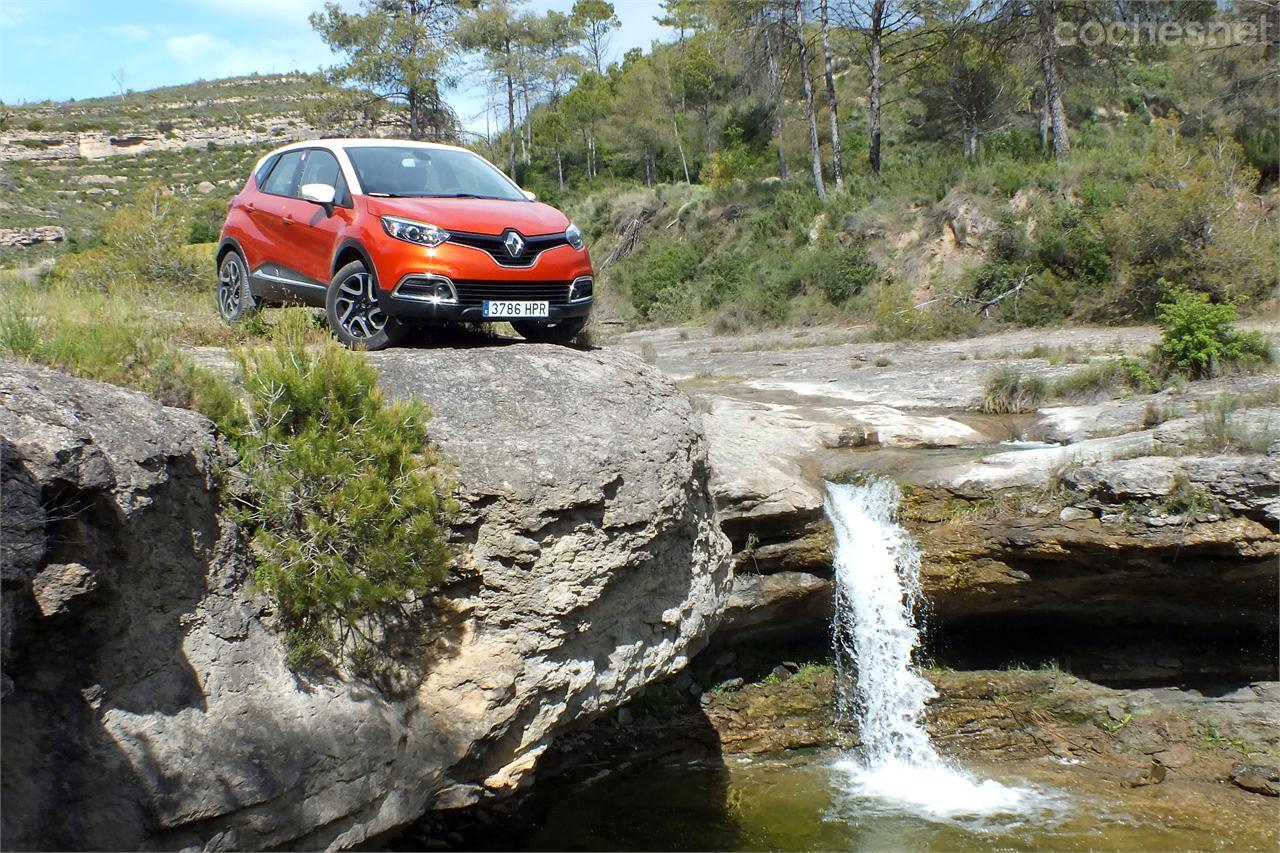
<box><xmin>334</xmin><ymin>272</ymin><xmax>387</xmax><ymax>340</ymax></box>
<box><xmin>218</xmin><ymin>255</ymin><xmax>243</xmax><ymax>318</ymax></box>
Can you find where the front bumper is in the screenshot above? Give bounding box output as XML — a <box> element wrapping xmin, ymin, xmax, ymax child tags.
<box><xmin>377</xmin><ymin>274</ymin><xmax>594</xmax><ymax>324</ymax></box>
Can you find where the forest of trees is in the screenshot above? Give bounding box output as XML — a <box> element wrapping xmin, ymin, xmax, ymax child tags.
<box><xmin>307</xmin><ymin>0</ymin><xmax>1277</xmax><ymax>328</ymax></box>
<box><xmin>310</xmin><ymin>0</ymin><xmax>1277</xmax><ymax>196</ymax></box>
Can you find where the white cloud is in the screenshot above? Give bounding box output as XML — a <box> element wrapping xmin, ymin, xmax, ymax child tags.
<box><xmin>165</xmin><ymin>33</ymin><xmax>226</xmax><ymax>60</ymax></box>
<box><xmin>106</xmin><ymin>24</ymin><xmax>152</xmax><ymax>42</ymax></box>
<box><xmin>193</xmin><ymin>0</ymin><xmax>337</xmax><ymax>21</ymax></box>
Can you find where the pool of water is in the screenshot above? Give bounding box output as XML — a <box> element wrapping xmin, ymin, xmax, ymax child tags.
<box><xmin>495</xmin><ymin>755</ymin><xmax>1277</xmax><ymax>853</ymax></box>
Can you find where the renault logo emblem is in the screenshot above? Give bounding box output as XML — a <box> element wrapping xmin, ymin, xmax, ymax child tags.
<box><xmin>504</xmin><ymin>230</ymin><xmax>525</xmax><ymax>258</ymax></box>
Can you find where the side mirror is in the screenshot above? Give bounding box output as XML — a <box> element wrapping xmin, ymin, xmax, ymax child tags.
<box><xmin>300</xmin><ymin>183</ymin><xmax>336</xmax><ymax>216</ymax></box>
<box><xmin>523</xmin><ymin>189</ymin><xmax>537</xmax><ymax>202</ymax></box>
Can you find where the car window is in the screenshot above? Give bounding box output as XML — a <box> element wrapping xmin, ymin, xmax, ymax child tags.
<box><xmin>254</xmin><ymin>153</ymin><xmax>280</xmax><ymax>188</ymax></box>
<box><xmin>298</xmin><ymin>149</ymin><xmax>340</xmax><ymax>191</ymax></box>
<box><xmin>344</xmin><ymin>146</ymin><xmax>525</xmax><ymax>201</ymax></box>
<box><xmin>261</xmin><ymin>151</ymin><xmax>303</xmax><ymax>197</ymax></box>
<box><xmin>296</xmin><ymin>149</ymin><xmax>351</xmax><ymax>207</ymax></box>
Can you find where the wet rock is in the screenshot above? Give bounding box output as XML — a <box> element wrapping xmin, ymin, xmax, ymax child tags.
<box><xmin>1122</xmin><ymin>760</ymin><xmax>1167</xmax><ymax>788</ymax></box>
<box><xmin>1230</xmin><ymin>763</ymin><xmax>1280</xmax><ymax>796</ymax></box>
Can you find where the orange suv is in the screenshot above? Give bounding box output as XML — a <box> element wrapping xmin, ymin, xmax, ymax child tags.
<box><xmin>216</xmin><ymin>139</ymin><xmax>594</xmax><ymax>349</ymax></box>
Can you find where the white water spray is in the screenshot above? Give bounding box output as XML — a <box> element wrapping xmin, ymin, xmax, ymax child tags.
<box><xmin>825</xmin><ymin>478</ymin><xmax>1044</xmax><ymax>821</ymax></box>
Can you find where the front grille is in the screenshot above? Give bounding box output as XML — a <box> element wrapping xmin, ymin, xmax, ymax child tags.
<box><xmin>453</xmin><ymin>280</ymin><xmax>572</xmax><ymax>306</ymax></box>
<box><xmin>448</xmin><ymin>230</ymin><xmax>569</xmax><ymax>267</ymax></box>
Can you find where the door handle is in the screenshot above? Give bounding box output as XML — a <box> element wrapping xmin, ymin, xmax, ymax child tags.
<box><xmin>283</xmin><ymin>214</ymin><xmax>294</xmax><ymax>226</ymax></box>
<box><xmin>247</xmin><ymin>201</ymin><xmax>256</xmax><ymax>211</ymax></box>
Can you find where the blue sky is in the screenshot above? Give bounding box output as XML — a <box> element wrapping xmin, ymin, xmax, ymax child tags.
<box><xmin>0</xmin><ymin>0</ymin><xmax>673</xmax><ymax>131</ymax></box>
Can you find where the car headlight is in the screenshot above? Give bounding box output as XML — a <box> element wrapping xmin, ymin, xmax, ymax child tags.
<box><xmin>565</xmin><ymin>222</ymin><xmax>585</xmax><ymax>250</ymax></box>
<box><xmin>381</xmin><ymin>216</ymin><xmax>450</xmax><ymax>247</ymax></box>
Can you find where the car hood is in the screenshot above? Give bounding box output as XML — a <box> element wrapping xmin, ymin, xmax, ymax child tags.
<box><xmin>365</xmin><ymin>197</ymin><xmax>571</xmax><ymax>237</ymax></box>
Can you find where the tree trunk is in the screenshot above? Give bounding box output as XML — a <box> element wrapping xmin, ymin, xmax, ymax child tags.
<box><xmin>964</xmin><ymin>120</ymin><xmax>978</xmax><ymax>160</ymax></box>
<box><xmin>819</xmin><ymin>0</ymin><xmax>843</xmax><ymax>188</ymax></box>
<box><xmin>505</xmin><ymin>48</ymin><xmax>517</xmax><ymax>178</ymax></box>
<box><xmin>672</xmin><ymin>114</ymin><xmax>691</xmax><ymax>184</ymax></box>
<box><xmin>868</xmin><ymin>0</ymin><xmax>884</xmax><ymax>176</ymax></box>
<box><xmin>556</xmin><ymin>145</ymin><xmax>564</xmax><ymax>190</ymax></box>
<box><xmin>795</xmin><ymin>0</ymin><xmax>827</xmax><ymax>199</ymax></box>
<box><xmin>1039</xmin><ymin>93</ymin><xmax>1050</xmax><ymax>153</ymax></box>
<box><xmin>764</xmin><ymin>22</ymin><xmax>788</xmax><ymax>179</ymax></box>
<box><xmin>520</xmin><ymin>81</ymin><xmax>532</xmax><ymax>164</ymax></box>
<box><xmin>1036</xmin><ymin>0</ymin><xmax>1071</xmax><ymax>159</ymax></box>
<box><xmin>408</xmin><ymin>88</ymin><xmax>421</xmax><ymax>140</ymax></box>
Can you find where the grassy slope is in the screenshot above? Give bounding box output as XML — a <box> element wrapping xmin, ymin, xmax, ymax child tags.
<box><xmin>0</xmin><ymin>74</ymin><xmax>333</xmax><ymax>267</ymax></box>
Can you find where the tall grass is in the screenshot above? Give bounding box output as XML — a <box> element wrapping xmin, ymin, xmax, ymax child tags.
<box><xmin>981</xmin><ymin>367</ymin><xmax>1047</xmax><ymax>414</ymax></box>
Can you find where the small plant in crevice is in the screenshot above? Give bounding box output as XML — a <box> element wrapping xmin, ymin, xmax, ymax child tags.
<box><xmin>1199</xmin><ymin>393</ymin><xmax>1279</xmax><ymax>454</ymax></box>
<box><xmin>209</xmin><ymin>314</ymin><xmax>455</xmax><ymax>672</ymax></box>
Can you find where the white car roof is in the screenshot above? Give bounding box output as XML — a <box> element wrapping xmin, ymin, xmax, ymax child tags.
<box><xmin>250</xmin><ymin>137</ymin><xmax>521</xmax><ymax>197</ymax></box>
<box><xmin>264</xmin><ymin>137</ymin><xmax>475</xmax><ymax>157</ymax></box>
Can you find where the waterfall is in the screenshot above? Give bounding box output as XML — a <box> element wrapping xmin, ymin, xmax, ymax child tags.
<box><xmin>825</xmin><ymin>478</ymin><xmax>1040</xmax><ymax>820</ymax></box>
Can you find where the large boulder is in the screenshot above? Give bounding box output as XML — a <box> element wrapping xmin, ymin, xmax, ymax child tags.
<box><xmin>0</xmin><ymin>349</ymin><xmax>730</xmax><ymax>851</ymax></box>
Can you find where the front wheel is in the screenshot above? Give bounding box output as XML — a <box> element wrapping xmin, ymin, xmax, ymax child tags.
<box><xmin>216</xmin><ymin>250</ymin><xmax>258</xmax><ymax>323</ymax></box>
<box><xmin>325</xmin><ymin>260</ymin><xmax>404</xmax><ymax>350</ymax></box>
<box><xmin>512</xmin><ymin>317</ymin><xmax>586</xmax><ymax>346</ymax></box>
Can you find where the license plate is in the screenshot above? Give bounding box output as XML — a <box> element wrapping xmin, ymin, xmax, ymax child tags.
<box><xmin>483</xmin><ymin>300</ymin><xmax>549</xmax><ymax>318</ymax></box>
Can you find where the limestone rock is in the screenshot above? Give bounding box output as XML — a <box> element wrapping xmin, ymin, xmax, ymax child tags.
<box><xmin>1065</xmin><ymin>457</ymin><xmax>1183</xmax><ymax>500</ymax></box>
<box><xmin>1</xmin><ymin>349</ymin><xmax>730</xmax><ymax>851</ymax></box>
<box><xmin>715</xmin><ymin>571</ymin><xmax>832</xmax><ymax>644</ymax></box>
<box><xmin>31</xmin><ymin>562</ymin><xmax>98</xmax><ymax>616</ymax></box>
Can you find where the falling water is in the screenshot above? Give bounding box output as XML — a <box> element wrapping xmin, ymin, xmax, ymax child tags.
<box><xmin>825</xmin><ymin>478</ymin><xmax>1044</xmax><ymax>820</ymax></box>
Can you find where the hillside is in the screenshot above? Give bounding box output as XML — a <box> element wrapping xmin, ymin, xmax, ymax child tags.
<box><xmin>2</xmin><ymin>6</ymin><xmax>1277</xmax><ymax>335</ymax></box>
<box><xmin>0</xmin><ymin>74</ymin><xmax>342</xmax><ymax>266</ymax></box>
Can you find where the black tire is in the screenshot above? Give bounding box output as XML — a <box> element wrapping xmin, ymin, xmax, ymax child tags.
<box><xmin>512</xmin><ymin>317</ymin><xmax>586</xmax><ymax>345</ymax></box>
<box><xmin>216</xmin><ymin>249</ymin><xmax>258</xmax><ymax>323</ymax></box>
<box><xmin>325</xmin><ymin>260</ymin><xmax>405</xmax><ymax>351</ymax></box>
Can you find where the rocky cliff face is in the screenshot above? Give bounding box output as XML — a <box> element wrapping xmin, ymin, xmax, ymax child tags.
<box><xmin>0</xmin><ymin>349</ymin><xmax>730</xmax><ymax>851</ymax></box>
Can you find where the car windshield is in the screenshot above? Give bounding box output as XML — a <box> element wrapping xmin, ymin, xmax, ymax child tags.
<box><xmin>344</xmin><ymin>145</ymin><xmax>525</xmax><ymax>201</ymax></box>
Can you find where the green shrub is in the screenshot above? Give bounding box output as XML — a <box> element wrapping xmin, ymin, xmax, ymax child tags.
<box><xmin>212</xmin><ymin>315</ymin><xmax>453</xmax><ymax>668</ymax></box>
<box><xmin>1105</xmin><ymin>135</ymin><xmax>1274</xmax><ymax>315</ymax></box>
<box><xmin>981</xmin><ymin>367</ymin><xmax>1047</xmax><ymax>413</ymax></box>
<box><xmin>1156</xmin><ymin>285</ymin><xmax>1271</xmax><ymax>379</ymax></box>
<box><xmin>700</xmin><ymin>127</ymin><xmax>763</xmax><ymax>192</ymax></box>
<box><xmin>49</xmin><ymin>184</ymin><xmax>203</xmax><ymax>290</ymax></box>
<box><xmin>810</xmin><ymin>242</ymin><xmax>878</xmax><ymax>304</ymax></box>
<box><xmin>626</xmin><ymin>235</ymin><xmax>702</xmax><ymax>319</ymax></box>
